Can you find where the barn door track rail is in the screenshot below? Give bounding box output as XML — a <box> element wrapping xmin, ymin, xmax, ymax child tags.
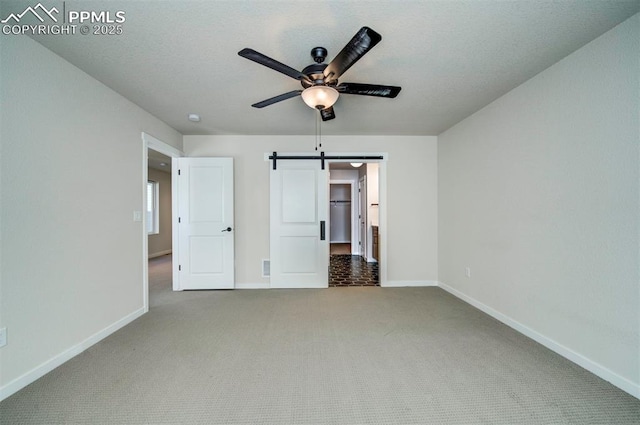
<box><xmin>269</xmin><ymin>151</ymin><xmax>383</xmax><ymax>170</ymax></box>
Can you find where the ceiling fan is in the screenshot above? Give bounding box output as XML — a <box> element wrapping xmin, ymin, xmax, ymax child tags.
<box><xmin>238</xmin><ymin>26</ymin><xmax>401</xmax><ymax>121</ymax></box>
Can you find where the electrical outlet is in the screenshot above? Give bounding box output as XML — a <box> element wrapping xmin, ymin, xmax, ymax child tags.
<box><xmin>0</xmin><ymin>327</ymin><xmax>7</xmax><ymax>348</ymax></box>
<box><xmin>465</xmin><ymin>267</ymin><xmax>471</xmax><ymax>278</ymax></box>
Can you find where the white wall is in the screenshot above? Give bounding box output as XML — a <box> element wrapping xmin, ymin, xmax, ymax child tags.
<box><xmin>184</xmin><ymin>135</ymin><xmax>438</xmax><ymax>286</ymax></box>
<box><xmin>0</xmin><ymin>36</ymin><xmax>182</xmax><ymax>398</ymax></box>
<box><xmin>147</xmin><ymin>168</ymin><xmax>173</xmax><ymax>257</ymax></box>
<box><xmin>438</xmin><ymin>15</ymin><xmax>639</xmax><ymax>396</ymax></box>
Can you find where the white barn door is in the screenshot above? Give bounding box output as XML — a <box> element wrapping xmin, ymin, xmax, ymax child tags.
<box><xmin>176</xmin><ymin>158</ymin><xmax>234</xmax><ymax>290</ymax></box>
<box><xmin>270</xmin><ymin>160</ymin><xmax>328</xmax><ymax>288</ymax></box>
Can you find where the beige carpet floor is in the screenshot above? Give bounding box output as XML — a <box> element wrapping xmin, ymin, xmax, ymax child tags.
<box><xmin>1</xmin><ymin>255</ymin><xmax>639</xmax><ymax>424</ymax></box>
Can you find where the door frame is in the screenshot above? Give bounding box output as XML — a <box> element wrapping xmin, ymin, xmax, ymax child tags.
<box><xmin>267</xmin><ymin>152</ymin><xmax>387</xmax><ymax>287</ymax></box>
<box><xmin>142</xmin><ymin>132</ymin><xmax>183</xmax><ymax>311</ymax></box>
<box><xmin>358</xmin><ymin>175</ymin><xmax>367</xmax><ymax>259</ymax></box>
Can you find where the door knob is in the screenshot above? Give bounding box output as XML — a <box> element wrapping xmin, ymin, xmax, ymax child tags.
<box><xmin>222</xmin><ymin>227</ymin><xmax>232</xmax><ymax>232</ymax></box>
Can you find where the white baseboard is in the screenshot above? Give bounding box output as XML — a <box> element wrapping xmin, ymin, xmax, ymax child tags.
<box><xmin>383</xmin><ymin>280</ymin><xmax>438</xmax><ymax>287</ymax></box>
<box><xmin>0</xmin><ymin>307</ymin><xmax>145</xmax><ymax>402</ymax></box>
<box><xmin>438</xmin><ymin>281</ymin><xmax>640</xmax><ymax>400</ymax></box>
<box><xmin>238</xmin><ymin>281</ymin><xmax>441</xmax><ymax>289</ymax></box>
<box><xmin>270</xmin><ymin>283</ymin><xmax>328</xmax><ymax>289</ymax></box>
<box><xmin>235</xmin><ymin>282</ymin><xmax>270</xmax><ymax>289</ymax></box>
<box><xmin>148</xmin><ymin>249</ymin><xmax>172</xmax><ymax>259</ymax></box>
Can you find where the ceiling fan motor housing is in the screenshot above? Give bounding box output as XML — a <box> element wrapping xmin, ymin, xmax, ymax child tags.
<box><xmin>301</xmin><ymin>62</ymin><xmax>331</xmax><ymax>88</ymax></box>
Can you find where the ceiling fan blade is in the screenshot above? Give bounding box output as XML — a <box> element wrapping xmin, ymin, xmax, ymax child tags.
<box><xmin>320</xmin><ymin>106</ymin><xmax>336</xmax><ymax>121</ymax></box>
<box><xmin>251</xmin><ymin>90</ymin><xmax>303</xmax><ymax>108</ymax></box>
<box><xmin>323</xmin><ymin>27</ymin><xmax>382</xmax><ymax>83</ymax></box>
<box><xmin>239</xmin><ymin>48</ymin><xmax>311</xmax><ymax>84</ymax></box>
<box><xmin>337</xmin><ymin>83</ymin><xmax>401</xmax><ymax>98</ymax></box>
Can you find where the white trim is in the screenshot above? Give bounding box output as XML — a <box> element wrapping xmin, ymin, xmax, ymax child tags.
<box><xmin>438</xmin><ymin>281</ymin><xmax>640</xmax><ymax>399</ymax></box>
<box><xmin>383</xmin><ymin>280</ymin><xmax>439</xmax><ymax>287</ymax></box>
<box><xmin>270</xmin><ymin>283</ymin><xmax>328</xmax><ymax>289</ymax></box>
<box><xmin>0</xmin><ymin>307</ymin><xmax>145</xmax><ymax>402</ymax></box>
<box><xmin>358</xmin><ymin>175</ymin><xmax>367</xmax><ymax>260</ymax></box>
<box><xmin>171</xmin><ymin>158</ymin><xmax>181</xmax><ymax>291</ymax></box>
<box><xmin>378</xmin><ymin>161</ymin><xmax>387</xmax><ymax>287</ymax></box>
<box><xmin>141</xmin><ymin>140</ymin><xmax>149</xmax><ymax>311</ymax></box>
<box><xmin>235</xmin><ymin>283</ymin><xmax>270</xmax><ymax>289</ymax></box>
<box><xmin>143</xmin><ymin>133</ymin><xmax>183</xmax><ymax>158</ymax></box>
<box><xmin>148</xmin><ymin>249</ymin><xmax>172</xmax><ymax>259</ymax></box>
<box><xmin>142</xmin><ymin>132</ymin><xmax>184</xmax><ymax>300</ymax></box>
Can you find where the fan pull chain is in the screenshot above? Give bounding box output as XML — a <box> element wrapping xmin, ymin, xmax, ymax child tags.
<box><xmin>318</xmin><ymin>113</ymin><xmax>322</xmax><ymax>149</ymax></box>
<box><xmin>314</xmin><ymin>111</ymin><xmax>320</xmax><ymax>151</ymax></box>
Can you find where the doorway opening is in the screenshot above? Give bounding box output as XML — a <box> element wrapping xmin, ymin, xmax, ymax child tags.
<box><xmin>328</xmin><ymin>162</ymin><xmax>380</xmax><ymax>287</ymax></box>
<box><xmin>142</xmin><ymin>133</ymin><xmax>183</xmax><ymax>311</ymax></box>
<box><xmin>147</xmin><ymin>149</ymin><xmax>173</xmax><ymax>306</ymax></box>
<box><xmin>267</xmin><ymin>151</ymin><xmax>387</xmax><ymax>288</ymax></box>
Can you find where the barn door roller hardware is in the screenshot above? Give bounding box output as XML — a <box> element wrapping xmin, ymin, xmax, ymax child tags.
<box><xmin>269</xmin><ymin>151</ymin><xmax>383</xmax><ymax>170</ymax></box>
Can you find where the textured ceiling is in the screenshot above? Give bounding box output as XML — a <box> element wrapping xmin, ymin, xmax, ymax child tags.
<box><xmin>14</xmin><ymin>0</ymin><xmax>640</xmax><ymax>136</ymax></box>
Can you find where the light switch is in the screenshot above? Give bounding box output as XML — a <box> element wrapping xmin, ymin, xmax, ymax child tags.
<box><xmin>133</xmin><ymin>211</ymin><xmax>142</xmax><ymax>222</ymax></box>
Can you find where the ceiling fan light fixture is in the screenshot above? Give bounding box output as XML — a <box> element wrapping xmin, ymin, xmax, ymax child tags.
<box><xmin>301</xmin><ymin>85</ymin><xmax>339</xmax><ymax>110</ymax></box>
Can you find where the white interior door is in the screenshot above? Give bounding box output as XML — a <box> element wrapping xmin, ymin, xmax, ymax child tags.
<box><xmin>270</xmin><ymin>160</ymin><xmax>328</xmax><ymax>288</ymax></box>
<box><xmin>176</xmin><ymin>158</ymin><xmax>234</xmax><ymax>290</ymax></box>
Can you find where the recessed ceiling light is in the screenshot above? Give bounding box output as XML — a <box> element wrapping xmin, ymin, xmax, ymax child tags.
<box><xmin>188</xmin><ymin>113</ymin><xmax>201</xmax><ymax>122</ymax></box>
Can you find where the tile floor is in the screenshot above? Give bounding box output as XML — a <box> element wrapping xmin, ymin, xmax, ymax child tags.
<box><xmin>329</xmin><ymin>255</ymin><xmax>379</xmax><ymax>287</ymax></box>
